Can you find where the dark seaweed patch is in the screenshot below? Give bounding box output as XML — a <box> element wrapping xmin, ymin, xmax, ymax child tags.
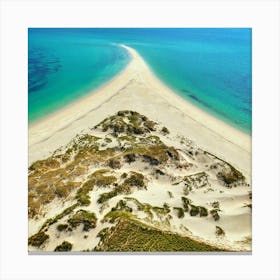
<box><xmin>181</xmin><ymin>88</ymin><xmax>191</xmax><ymax>94</ymax></box>
<box><xmin>28</xmin><ymin>47</ymin><xmax>61</xmax><ymax>93</ymax></box>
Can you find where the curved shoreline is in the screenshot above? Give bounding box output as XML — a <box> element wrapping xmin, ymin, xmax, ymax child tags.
<box><xmin>29</xmin><ymin>44</ymin><xmax>251</xmax><ymax>176</ymax></box>
<box><xmin>29</xmin><ymin>46</ymin><xmax>133</xmax><ymax>126</ymax></box>
<box><xmin>121</xmin><ymin>45</ymin><xmax>250</xmax><ymax>149</ymax></box>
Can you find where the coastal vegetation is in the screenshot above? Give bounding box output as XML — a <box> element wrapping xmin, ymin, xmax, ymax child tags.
<box><xmin>28</xmin><ymin>111</ymin><xmax>250</xmax><ymax>252</ymax></box>
<box><xmin>54</xmin><ymin>241</ymin><xmax>73</xmax><ymax>252</ymax></box>
<box><xmin>28</xmin><ymin>231</ymin><xmax>49</xmax><ymax>247</ymax></box>
<box><xmin>215</xmin><ymin>226</ymin><xmax>225</xmax><ymax>236</ymax></box>
<box><xmin>95</xmin><ymin>217</ymin><xmax>224</xmax><ymax>252</ymax></box>
<box><xmin>68</xmin><ymin>210</ymin><xmax>97</xmax><ymax>231</ymax></box>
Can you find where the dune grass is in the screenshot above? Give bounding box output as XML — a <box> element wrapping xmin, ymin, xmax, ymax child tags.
<box><xmin>95</xmin><ymin>217</ymin><xmax>225</xmax><ymax>252</ymax></box>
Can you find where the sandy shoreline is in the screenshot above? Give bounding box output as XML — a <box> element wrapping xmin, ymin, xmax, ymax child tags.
<box><xmin>28</xmin><ymin>44</ymin><xmax>251</xmax><ymax>177</ymax></box>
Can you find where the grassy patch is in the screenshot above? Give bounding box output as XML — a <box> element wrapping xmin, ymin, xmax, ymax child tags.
<box><xmin>107</xmin><ymin>158</ymin><xmax>122</xmax><ymax>169</ymax></box>
<box><xmin>29</xmin><ymin>158</ymin><xmax>60</xmax><ymax>172</ymax></box>
<box><xmin>75</xmin><ymin>179</ymin><xmax>95</xmax><ymax>206</ymax></box>
<box><xmin>28</xmin><ymin>161</ymin><xmax>80</xmax><ymax>218</ymax></box>
<box><xmin>94</xmin><ymin>217</ymin><xmax>225</xmax><ymax>252</ymax></box>
<box><xmin>122</xmin><ymin>172</ymin><xmax>146</xmax><ymax>189</ymax></box>
<box><xmin>89</xmin><ymin>169</ymin><xmax>117</xmax><ymax>187</ymax></box>
<box><xmin>76</xmin><ymin>170</ymin><xmax>117</xmax><ymax>206</ymax></box>
<box><xmin>181</xmin><ymin>197</ymin><xmax>208</xmax><ymax>217</ymax></box>
<box><xmin>97</xmin><ymin>187</ymin><xmax>124</xmax><ymax>204</ymax></box>
<box><xmin>124</xmin><ymin>197</ymin><xmax>153</xmax><ymax>220</ymax></box>
<box><xmin>97</xmin><ymin>172</ymin><xmax>146</xmax><ymax>204</ymax></box>
<box><xmin>97</xmin><ymin>227</ymin><xmax>111</xmax><ymax>239</ymax></box>
<box><xmin>95</xmin><ymin>111</ymin><xmax>157</xmax><ymax>135</ymax></box>
<box><xmin>152</xmin><ymin>204</ymin><xmax>170</xmax><ymax>216</ymax></box>
<box><xmin>111</xmin><ymin>199</ymin><xmax>133</xmax><ymax>213</ymax></box>
<box><xmin>102</xmin><ymin>210</ymin><xmax>135</xmax><ymax>223</ymax></box>
<box><xmin>28</xmin><ymin>196</ymin><xmax>41</xmax><ymax>219</ymax></box>
<box><xmin>68</xmin><ymin>210</ymin><xmax>97</xmax><ymax>231</ymax></box>
<box><xmin>183</xmin><ymin>172</ymin><xmax>210</xmax><ymax>189</ymax></box>
<box><xmin>124</xmin><ymin>197</ymin><xmax>171</xmax><ymax>220</ymax></box>
<box><xmin>28</xmin><ymin>232</ymin><xmax>49</xmax><ymax>247</ymax></box>
<box><xmin>39</xmin><ymin>203</ymin><xmax>78</xmax><ymax>232</ymax></box>
<box><xmin>111</xmin><ymin>141</ymin><xmax>179</xmax><ymax>167</ymax></box>
<box><xmin>28</xmin><ymin>111</ymin><xmax>180</xmax><ymax>220</ymax></box>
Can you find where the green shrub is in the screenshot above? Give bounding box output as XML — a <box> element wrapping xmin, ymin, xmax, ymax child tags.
<box><xmin>181</xmin><ymin>197</ymin><xmax>191</xmax><ymax>212</ymax></box>
<box><xmin>143</xmin><ymin>155</ymin><xmax>159</xmax><ymax>165</ymax></box>
<box><xmin>38</xmin><ymin>203</ymin><xmax>79</xmax><ymax>233</ymax></box>
<box><xmin>167</xmin><ymin>191</ymin><xmax>173</xmax><ymax>198</ymax></box>
<box><xmin>163</xmin><ymin>203</ymin><xmax>170</xmax><ymax>210</ymax></box>
<box><xmin>111</xmin><ymin>200</ymin><xmax>133</xmax><ymax>213</ymax></box>
<box><xmin>199</xmin><ymin>206</ymin><xmax>208</xmax><ymax>217</ymax></box>
<box><xmin>54</xmin><ymin>241</ymin><xmax>72</xmax><ymax>252</ymax></box>
<box><xmin>144</xmin><ymin>120</ymin><xmax>157</xmax><ymax>131</ymax></box>
<box><xmin>215</xmin><ymin>226</ymin><xmax>225</xmax><ymax>236</ymax></box>
<box><xmin>161</xmin><ymin>127</ymin><xmax>170</xmax><ymax>135</ymax></box>
<box><xmin>189</xmin><ymin>205</ymin><xmax>199</xmax><ymax>216</ymax></box>
<box><xmin>124</xmin><ymin>153</ymin><xmax>136</xmax><ymax>163</ymax></box>
<box><xmin>97</xmin><ymin>188</ymin><xmax>122</xmax><ymax>204</ymax></box>
<box><xmin>174</xmin><ymin>207</ymin><xmax>185</xmax><ymax>218</ymax></box>
<box><xmin>122</xmin><ymin>172</ymin><xmax>145</xmax><ymax>189</ymax></box>
<box><xmin>211</xmin><ymin>201</ymin><xmax>220</xmax><ymax>209</ymax></box>
<box><xmin>217</xmin><ymin>165</ymin><xmax>245</xmax><ymax>186</ymax></box>
<box><xmin>90</xmin><ymin>171</ymin><xmax>117</xmax><ymax>187</ymax></box>
<box><xmin>75</xmin><ymin>174</ymin><xmax>115</xmax><ymax>205</ymax></box>
<box><xmin>77</xmin><ymin>195</ymin><xmax>91</xmax><ymax>206</ymax></box>
<box><xmin>75</xmin><ymin>183</ymin><xmax>93</xmax><ymax>206</ymax></box>
<box><xmin>56</xmin><ymin>224</ymin><xmax>68</xmax><ymax>232</ymax></box>
<box><xmin>248</xmin><ymin>191</ymin><xmax>252</xmax><ymax>200</ymax></box>
<box><xmin>210</xmin><ymin>209</ymin><xmax>220</xmax><ymax>221</ymax></box>
<box><xmin>108</xmin><ymin>158</ymin><xmax>121</xmax><ymax>169</ymax></box>
<box><xmin>156</xmin><ymin>169</ymin><xmax>165</xmax><ymax>176</ymax></box>
<box><xmin>97</xmin><ymin>227</ymin><xmax>110</xmax><ymax>240</ymax></box>
<box><xmin>68</xmin><ymin>210</ymin><xmax>97</xmax><ymax>231</ymax></box>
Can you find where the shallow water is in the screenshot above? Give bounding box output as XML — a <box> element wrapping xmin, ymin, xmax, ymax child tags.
<box><xmin>28</xmin><ymin>28</ymin><xmax>251</xmax><ymax>134</ymax></box>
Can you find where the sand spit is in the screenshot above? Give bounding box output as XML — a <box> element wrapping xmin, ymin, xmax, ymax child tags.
<box><xmin>29</xmin><ymin>45</ymin><xmax>251</xmax><ymax>176</ymax></box>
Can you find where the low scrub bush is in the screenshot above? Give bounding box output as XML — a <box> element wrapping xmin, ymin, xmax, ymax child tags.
<box><xmin>54</xmin><ymin>241</ymin><xmax>73</xmax><ymax>252</ymax></box>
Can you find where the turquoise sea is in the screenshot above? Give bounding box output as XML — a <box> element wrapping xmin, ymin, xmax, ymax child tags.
<box><xmin>28</xmin><ymin>28</ymin><xmax>252</xmax><ymax>134</ymax></box>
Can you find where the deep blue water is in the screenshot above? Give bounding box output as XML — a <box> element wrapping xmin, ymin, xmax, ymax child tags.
<box><xmin>28</xmin><ymin>28</ymin><xmax>252</xmax><ymax>134</ymax></box>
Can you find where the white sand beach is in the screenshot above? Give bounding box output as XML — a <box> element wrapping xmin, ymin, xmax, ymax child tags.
<box><xmin>28</xmin><ymin>45</ymin><xmax>252</xmax><ymax>251</ymax></box>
